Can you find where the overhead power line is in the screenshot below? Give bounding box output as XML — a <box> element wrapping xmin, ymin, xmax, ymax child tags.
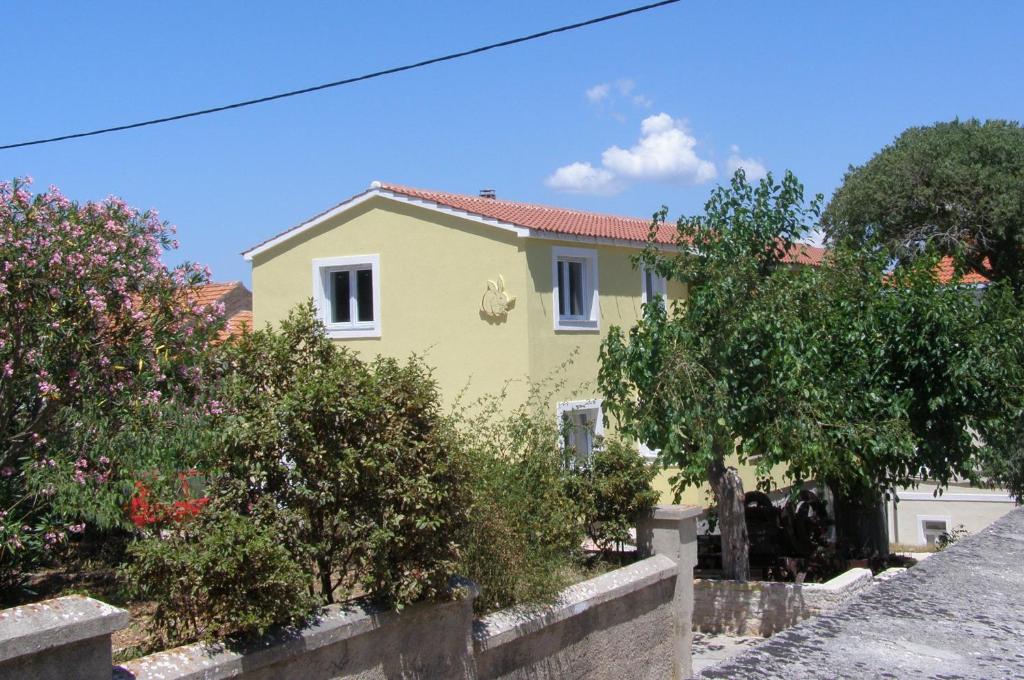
<box><xmin>2</xmin><ymin>0</ymin><xmax>680</xmax><ymax>151</ymax></box>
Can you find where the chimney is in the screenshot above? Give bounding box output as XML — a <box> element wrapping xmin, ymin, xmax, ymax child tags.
<box><xmin>479</xmin><ymin>189</ymin><xmax>496</xmax><ymax>199</ymax></box>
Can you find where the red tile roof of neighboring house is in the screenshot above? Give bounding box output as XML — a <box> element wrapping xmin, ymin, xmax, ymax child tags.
<box><xmin>191</xmin><ymin>282</ymin><xmax>243</xmax><ymax>308</ymax></box>
<box><xmin>222</xmin><ymin>310</ymin><xmax>253</xmax><ymax>339</ymax></box>
<box><xmin>189</xmin><ymin>282</ymin><xmax>253</xmax><ymax>340</ymax></box>
<box><xmin>935</xmin><ymin>256</ymin><xmax>989</xmax><ymax>285</ymax></box>
<box><xmin>243</xmin><ymin>182</ymin><xmax>828</xmax><ymax>266</ymax></box>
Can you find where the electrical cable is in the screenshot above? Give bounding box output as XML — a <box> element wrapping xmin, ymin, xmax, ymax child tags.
<box><xmin>1</xmin><ymin>0</ymin><xmax>680</xmax><ymax>150</ymax></box>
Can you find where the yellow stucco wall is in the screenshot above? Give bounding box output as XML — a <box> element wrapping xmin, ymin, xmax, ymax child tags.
<box><xmin>251</xmin><ymin>197</ymin><xmax>731</xmax><ymax>504</ymax></box>
<box><xmin>251</xmin><ymin>197</ymin><xmax>533</xmax><ymax>406</ymax></box>
<box><xmin>519</xmin><ymin>239</ymin><xmax>689</xmax><ymax>418</ymax></box>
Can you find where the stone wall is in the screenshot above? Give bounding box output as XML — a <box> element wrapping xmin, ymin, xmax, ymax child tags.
<box><xmin>474</xmin><ymin>554</ymin><xmax>679</xmax><ymax>680</ymax></box>
<box><xmin>0</xmin><ymin>595</ymin><xmax>128</xmax><ymax>680</ymax></box>
<box><xmin>692</xmin><ymin>567</ymin><xmax>874</xmax><ymax>636</ymax></box>
<box><xmin>0</xmin><ymin>505</ymin><xmax>701</xmax><ymax>680</ymax></box>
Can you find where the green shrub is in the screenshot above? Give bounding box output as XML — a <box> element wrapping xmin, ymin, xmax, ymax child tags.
<box><xmin>457</xmin><ymin>396</ymin><xmax>585</xmax><ymax>613</ymax></box>
<box><xmin>210</xmin><ymin>302</ymin><xmax>471</xmax><ymax>607</ymax></box>
<box><xmin>566</xmin><ymin>437</ymin><xmax>659</xmax><ymax>551</ymax></box>
<box><xmin>123</xmin><ymin>500</ymin><xmax>315</xmax><ymax>647</ymax></box>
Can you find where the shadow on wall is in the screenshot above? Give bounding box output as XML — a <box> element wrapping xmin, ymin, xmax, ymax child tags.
<box><xmin>693</xmin><ymin>580</ymin><xmax>810</xmax><ymax>637</ymax></box>
<box><xmin>474</xmin><ymin>575</ymin><xmax>676</xmax><ymax>680</ymax></box>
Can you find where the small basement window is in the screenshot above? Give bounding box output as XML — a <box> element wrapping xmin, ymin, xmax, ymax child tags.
<box><xmin>552</xmin><ymin>246</ymin><xmax>599</xmax><ymax>331</ymax></box>
<box><xmin>919</xmin><ymin>516</ymin><xmax>951</xmax><ymax>546</ymax></box>
<box><xmin>312</xmin><ymin>255</ymin><xmax>381</xmax><ymax>338</ymax></box>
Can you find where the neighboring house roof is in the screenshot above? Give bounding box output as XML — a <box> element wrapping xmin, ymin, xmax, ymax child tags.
<box><xmin>242</xmin><ymin>181</ymin><xmax>826</xmax><ymax>266</ymax></box>
<box><xmin>223</xmin><ymin>309</ymin><xmax>253</xmax><ymax>338</ymax></box>
<box><xmin>190</xmin><ymin>281</ymin><xmax>253</xmax><ymax>340</ymax></box>
<box><xmin>935</xmin><ymin>256</ymin><xmax>989</xmax><ymax>285</ymax></box>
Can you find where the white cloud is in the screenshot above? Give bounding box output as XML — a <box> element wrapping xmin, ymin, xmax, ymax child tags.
<box><xmin>544</xmin><ymin>162</ymin><xmax>621</xmax><ymax>196</ymax></box>
<box><xmin>725</xmin><ymin>145</ymin><xmax>768</xmax><ymax>181</ymax></box>
<box><xmin>546</xmin><ymin>113</ymin><xmax>718</xmax><ymax>196</ymax></box>
<box><xmin>615</xmin><ymin>78</ymin><xmax>635</xmax><ymax>95</ymax></box>
<box><xmin>601</xmin><ymin>113</ymin><xmax>717</xmax><ymax>184</ymax></box>
<box><xmin>585</xmin><ymin>79</ymin><xmax>651</xmax><ymax>109</ymax></box>
<box><xmin>585</xmin><ymin>83</ymin><xmax>610</xmax><ymax>103</ymax></box>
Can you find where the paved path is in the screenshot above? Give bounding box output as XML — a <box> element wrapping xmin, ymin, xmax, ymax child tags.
<box><xmin>692</xmin><ymin>632</ymin><xmax>764</xmax><ymax>677</ymax></box>
<box><xmin>700</xmin><ymin>508</ymin><xmax>1024</xmax><ymax>679</ymax></box>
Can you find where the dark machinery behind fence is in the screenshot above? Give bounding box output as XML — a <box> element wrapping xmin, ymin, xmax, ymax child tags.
<box><xmin>698</xmin><ymin>488</ymin><xmax>840</xmax><ymax>581</ymax></box>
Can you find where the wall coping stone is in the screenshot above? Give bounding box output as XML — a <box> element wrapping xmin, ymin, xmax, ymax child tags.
<box><xmin>0</xmin><ymin>594</ymin><xmax>128</xmax><ymax>663</ymax></box>
<box><xmin>647</xmin><ymin>505</ymin><xmax>703</xmax><ymax>521</ymax></box>
<box><xmin>472</xmin><ymin>554</ymin><xmax>677</xmax><ymax>651</ymax></box>
<box><xmin>120</xmin><ymin>578</ymin><xmax>478</xmax><ymax>680</ymax></box>
<box><xmin>695</xmin><ymin>567</ymin><xmax>872</xmax><ymax>593</ymax></box>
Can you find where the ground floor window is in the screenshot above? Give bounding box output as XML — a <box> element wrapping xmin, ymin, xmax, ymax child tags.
<box><xmin>557</xmin><ymin>399</ymin><xmax>603</xmax><ymax>463</ymax></box>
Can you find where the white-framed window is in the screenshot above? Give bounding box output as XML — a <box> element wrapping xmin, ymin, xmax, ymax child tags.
<box><xmin>641</xmin><ymin>267</ymin><xmax>667</xmax><ymax>305</ymax></box>
<box><xmin>312</xmin><ymin>255</ymin><xmax>381</xmax><ymax>338</ymax></box>
<box><xmin>557</xmin><ymin>399</ymin><xmax>604</xmax><ymax>463</ymax></box>
<box><xmin>552</xmin><ymin>246</ymin><xmax>599</xmax><ymax>331</ymax></box>
<box><xmin>917</xmin><ymin>515</ymin><xmax>952</xmax><ymax>546</ymax></box>
<box><xmin>637</xmin><ymin>441</ymin><xmax>660</xmax><ymax>461</ymax></box>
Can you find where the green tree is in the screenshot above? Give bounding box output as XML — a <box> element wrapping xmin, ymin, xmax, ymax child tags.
<box><xmin>599</xmin><ymin>170</ymin><xmax>823</xmax><ymax>580</ymax></box>
<box><xmin>210</xmin><ymin>302</ymin><xmax>470</xmax><ymax>606</ymax></box>
<box><xmin>600</xmin><ymin>169</ymin><xmax>1020</xmax><ymax>577</ymax></box>
<box><xmin>822</xmin><ymin>119</ymin><xmax>1024</xmax><ymax>296</ymax></box>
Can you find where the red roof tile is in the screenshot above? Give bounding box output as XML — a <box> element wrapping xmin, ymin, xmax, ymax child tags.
<box><xmin>377</xmin><ymin>182</ymin><xmax>681</xmax><ymax>244</ymax></box>
<box><xmin>244</xmin><ymin>182</ymin><xmax>827</xmax><ymax>265</ymax></box>
<box><xmin>190</xmin><ymin>282</ymin><xmax>244</xmax><ymax>308</ymax></box>
<box><xmin>935</xmin><ymin>256</ymin><xmax>989</xmax><ymax>285</ymax></box>
<box><xmin>379</xmin><ymin>183</ymin><xmax>827</xmax><ymax>264</ymax></box>
<box><xmin>221</xmin><ymin>310</ymin><xmax>253</xmax><ymax>340</ymax></box>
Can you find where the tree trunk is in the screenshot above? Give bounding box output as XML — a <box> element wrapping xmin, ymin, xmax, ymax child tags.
<box><xmin>708</xmin><ymin>456</ymin><xmax>750</xmax><ymax>581</ymax></box>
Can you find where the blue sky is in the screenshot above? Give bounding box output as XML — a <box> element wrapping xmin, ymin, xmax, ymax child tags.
<box><xmin>3</xmin><ymin>2</ymin><xmax>1022</xmax><ymax>283</ymax></box>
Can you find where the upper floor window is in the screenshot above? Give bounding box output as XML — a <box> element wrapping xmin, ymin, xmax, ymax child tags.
<box><xmin>642</xmin><ymin>267</ymin><xmax>667</xmax><ymax>305</ymax></box>
<box><xmin>312</xmin><ymin>255</ymin><xmax>381</xmax><ymax>338</ymax></box>
<box><xmin>552</xmin><ymin>246</ymin><xmax>599</xmax><ymax>331</ymax></box>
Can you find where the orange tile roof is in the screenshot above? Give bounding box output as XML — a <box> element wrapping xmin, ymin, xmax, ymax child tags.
<box><xmin>378</xmin><ymin>182</ymin><xmax>681</xmax><ymax>244</ymax></box>
<box><xmin>221</xmin><ymin>310</ymin><xmax>253</xmax><ymax>339</ymax></box>
<box><xmin>935</xmin><ymin>256</ymin><xmax>989</xmax><ymax>285</ymax></box>
<box><xmin>191</xmin><ymin>282</ymin><xmax>244</xmax><ymax>307</ymax></box>
<box><xmin>245</xmin><ymin>182</ymin><xmax>827</xmax><ymax>266</ymax></box>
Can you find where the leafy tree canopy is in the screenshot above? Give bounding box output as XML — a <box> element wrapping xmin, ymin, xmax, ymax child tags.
<box><xmin>822</xmin><ymin>119</ymin><xmax>1024</xmax><ymax>295</ymax></box>
<box><xmin>600</xmin><ymin>169</ymin><xmax>1021</xmax><ymax>575</ymax></box>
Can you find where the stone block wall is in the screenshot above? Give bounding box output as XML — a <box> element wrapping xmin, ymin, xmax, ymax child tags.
<box><xmin>0</xmin><ymin>505</ymin><xmax>701</xmax><ymax>680</ymax></box>
<box><xmin>0</xmin><ymin>595</ymin><xmax>129</xmax><ymax>680</ymax></box>
<box><xmin>692</xmin><ymin>567</ymin><xmax>874</xmax><ymax>636</ymax></box>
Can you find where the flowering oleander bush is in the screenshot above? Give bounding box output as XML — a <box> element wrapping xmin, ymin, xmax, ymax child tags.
<box><xmin>0</xmin><ymin>177</ymin><xmax>224</xmax><ymax>593</ymax></box>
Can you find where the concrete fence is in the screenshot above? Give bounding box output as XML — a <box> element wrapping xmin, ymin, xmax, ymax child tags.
<box><xmin>0</xmin><ymin>504</ymin><xmax>701</xmax><ymax>680</ymax></box>
<box><xmin>692</xmin><ymin>567</ymin><xmax>874</xmax><ymax>636</ymax></box>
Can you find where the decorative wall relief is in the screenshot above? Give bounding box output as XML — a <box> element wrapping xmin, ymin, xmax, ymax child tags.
<box><xmin>480</xmin><ymin>275</ymin><xmax>516</xmax><ymax>320</ymax></box>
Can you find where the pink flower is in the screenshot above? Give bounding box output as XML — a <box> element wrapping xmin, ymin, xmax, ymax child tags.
<box><xmin>67</xmin><ymin>523</ymin><xmax>86</xmax><ymax>534</ymax></box>
<box><xmin>0</xmin><ymin>466</ymin><xmax>13</xmax><ymax>478</ymax></box>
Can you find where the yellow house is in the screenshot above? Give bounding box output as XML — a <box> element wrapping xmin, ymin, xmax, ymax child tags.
<box><xmin>243</xmin><ymin>181</ymin><xmax>822</xmax><ymax>503</ymax></box>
